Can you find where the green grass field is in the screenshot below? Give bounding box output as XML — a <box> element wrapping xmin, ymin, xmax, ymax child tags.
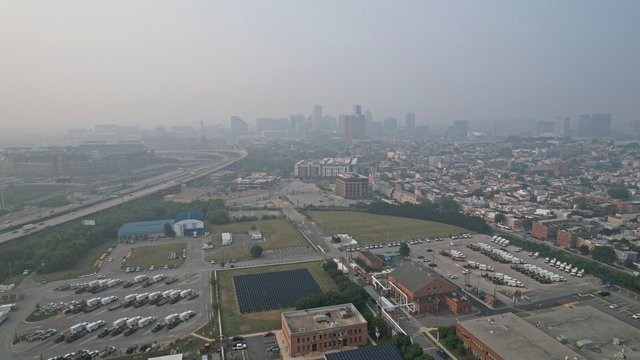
<box><xmin>217</xmin><ymin>261</ymin><xmax>339</xmax><ymax>336</ymax></box>
<box><xmin>310</xmin><ymin>211</ymin><xmax>470</xmax><ymax>244</ymax></box>
<box><xmin>206</xmin><ymin>218</ymin><xmax>308</xmax><ymax>263</ymax></box>
<box><xmin>124</xmin><ymin>242</ymin><xmax>186</xmax><ymax>269</ymax></box>
<box><xmin>34</xmin><ymin>243</ymin><xmax>112</xmax><ymax>282</ymax></box>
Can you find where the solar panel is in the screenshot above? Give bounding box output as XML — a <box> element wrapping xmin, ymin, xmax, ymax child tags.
<box><xmin>233</xmin><ymin>269</ymin><xmax>323</xmax><ymax>313</ymax></box>
<box><xmin>324</xmin><ymin>344</ymin><xmax>404</xmax><ymax>360</ymax></box>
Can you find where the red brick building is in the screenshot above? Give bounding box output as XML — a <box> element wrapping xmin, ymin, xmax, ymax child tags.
<box><xmin>281</xmin><ymin>303</ymin><xmax>368</xmax><ymax>357</ymax></box>
<box><xmin>335</xmin><ymin>173</ymin><xmax>369</xmax><ymax>199</ymax></box>
<box><xmin>387</xmin><ymin>263</ymin><xmax>470</xmax><ymax>314</ymax></box>
<box><xmin>357</xmin><ymin>250</ymin><xmax>385</xmax><ymax>271</ymax></box>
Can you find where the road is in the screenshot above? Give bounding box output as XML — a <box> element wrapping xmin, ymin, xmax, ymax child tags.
<box><xmin>0</xmin><ymin>149</ymin><xmax>246</xmax><ymax>245</ymax></box>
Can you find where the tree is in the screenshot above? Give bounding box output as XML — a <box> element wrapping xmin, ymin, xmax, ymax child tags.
<box><xmin>250</xmin><ymin>245</ymin><xmax>263</xmax><ymax>258</ymax></box>
<box><xmin>494</xmin><ymin>213</ymin><xmax>507</xmax><ymax>225</ymax></box>
<box><xmin>164</xmin><ymin>222</ymin><xmax>175</xmax><ymax>237</ymax></box>
<box><xmin>578</xmin><ymin>245</ymin><xmax>590</xmax><ymax>255</ymax></box>
<box><xmin>592</xmin><ymin>246</ymin><xmax>617</xmax><ymax>264</ymax></box>
<box><xmin>471</xmin><ymin>189</ymin><xmax>484</xmax><ymax>197</ymax></box>
<box><xmin>608</xmin><ymin>188</ymin><xmax>630</xmax><ymax>200</ymax></box>
<box><xmin>399</xmin><ymin>242</ymin><xmax>410</xmax><ymax>257</ymax></box>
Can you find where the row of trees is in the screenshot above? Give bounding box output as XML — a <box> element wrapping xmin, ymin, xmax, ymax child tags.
<box><xmin>0</xmin><ymin>197</ymin><xmax>230</xmax><ymax>281</ymax></box>
<box><xmin>367</xmin><ymin>198</ymin><xmax>490</xmax><ymax>233</ymax></box>
<box><xmin>392</xmin><ymin>334</ymin><xmax>434</xmax><ymax>360</ymax></box>
<box><xmin>296</xmin><ymin>261</ymin><xmax>369</xmax><ymax>310</ymax></box>
<box><xmin>437</xmin><ymin>326</ymin><xmax>466</xmax><ymax>355</ymax></box>
<box><xmin>501</xmin><ymin>233</ymin><xmax>640</xmax><ymax>293</ymax></box>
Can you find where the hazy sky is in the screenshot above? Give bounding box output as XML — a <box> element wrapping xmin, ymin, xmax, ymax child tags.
<box><xmin>1</xmin><ymin>0</ymin><xmax>639</xmax><ymax>133</ymax></box>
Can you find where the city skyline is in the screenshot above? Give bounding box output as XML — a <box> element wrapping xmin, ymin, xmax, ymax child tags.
<box><xmin>1</xmin><ymin>1</ymin><xmax>639</xmax><ymax>134</ymax></box>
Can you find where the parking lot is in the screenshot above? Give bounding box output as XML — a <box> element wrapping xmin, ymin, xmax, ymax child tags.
<box><xmin>349</xmin><ymin>233</ymin><xmax>595</xmax><ymax>306</ymax></box>
<box><xmin>280</xmin><ymin>180</ymin><xmax>359</xmax><ymax>208</ymax></box>
<box><xmin>10</xmin><ymin>239</ymin><xmax>212</xmax><ymax>360</ymax></box>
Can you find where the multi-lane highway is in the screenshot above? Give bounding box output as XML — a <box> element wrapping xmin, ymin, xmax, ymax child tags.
<box><xmin>0</xmin><ymin>149</ymin><xmax>246</xmax><ymax>245</ymax></box>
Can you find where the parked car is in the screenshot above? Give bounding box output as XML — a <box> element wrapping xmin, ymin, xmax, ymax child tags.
<box><xmin>232</xmin><ymin>343</ymin><xmax>247</xmax><ymax>350</ymax></box>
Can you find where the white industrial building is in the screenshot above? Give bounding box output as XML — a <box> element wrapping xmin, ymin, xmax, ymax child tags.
<box><xmin>173</xmin><ymin>211</ymin><xmax>205</xmax><ymax>237</ymax></box>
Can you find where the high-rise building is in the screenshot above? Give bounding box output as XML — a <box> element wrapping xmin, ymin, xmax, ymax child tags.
<box><xmin>450</xmin><ymin>120</ymin><xmax>469</xmax><ymax>140</ymax></box>
<box><xmin>345</xmin><ymin>115</ymin><xmax>366</xmax><ymax>143</ymax></box>
<box><xmin>230</xmin><ymin>116</ymin><xmax>249</xmax><ymax>137</ymax></box>
<box><xmin>536</xmin><ymin>121</ymin><xmax>555</xmax><ymax>136</ymax></box>
<box><xmin>554</xmin><ymin>116</ymin><xmax>571</xmax><ymax>137</ymax></box>
<box><xmin>579</xmin><ymin>113</ymin><xmax>611</xmax><ymax>137</ymax></box>
<box><xmin>364</xmin><ymin>110</ymin><xmax>374</xmax><ymax>136</ymax></box>
<box><xmin>383</xmin><ymin>117</ymin><xmax>398</xmax><ymax>135</ymax></box>
<box><xmin>312</xmin><ymin>105</ymin><xmax>323</xmax><ymax>131</ymax></box>
<box><xmin>405</xmin><ymin>113</ymin><xmax>416</xmax><ymax>139</ymax></box>
<box><xmin>353</xmin><ymin>104</ymin><xmax>362</xmax><ymax>116</ymax></box>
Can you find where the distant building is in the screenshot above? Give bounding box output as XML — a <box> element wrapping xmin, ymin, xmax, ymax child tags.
<box><xmin>536</xmin><ymin>121</ymin><xmax>555</xmax><ymax>136</ymax></box>
<box><xmin>256</xmin><ymin>117</ymin><xmax>288</xmax><ymax>137</ymax></box>
<box><xmin>313</xmin><ymin>105</ymin><xmax>324</xmax><ymax>131</ymax></box>
<box><xmin>449</xmin><ymin>120</ymin><xmax>469</xmax><ymax>140</ymax></box>
<box><xmin>335</xmin><ymin>173</ymin><xmax>369</xmax><ymax>199</ymax></box>
<box><xmin>234</xmin><ymin>175</ymin><xmax>280</xmax><ymax>190</ymax></box>
<box><xmin>554</xmin><ymin>115</ymin><xmax>571</xmax><ymax>137</ymax></box>
<box><xmin>230</xmin><ymin>116</ymin><xmax>249</xmax><ymax>137</ymax></box>
<box><xmin>579</xmin><ymin>113</ymin><xmax>611</xmax><ymax>137</ymax></box>
<box><xmin>173</xmin><ymin>211</ymin><xmax>205</xmax><ymax>237</ymax></box>
<box><xmin>345</xmin><ymin>115</ymin><xmax>366</xmax><ymax>143</ymax></box>
<box><xmin>405</xmin><ymin>113</ymin><xmax>416</xmax><ymax>139</ymax></box>
<box><xmin>294</xmin><ymin>158</ymin><xmax>358</xmax><ymax>178</ymax></box>
<box><xmin>118</xmin><ymin>219</ymin><xmax>174</xmax><ymax>240</ymax></box>
<box><xmin>281</xmin><ymin>303</ymin><xmax>367</xmax><ymax>357</ymax></box>
<box><xmin>383</xmin><ymin>117</ymin><xmax>398</xmax><ymax>138</ymax></box>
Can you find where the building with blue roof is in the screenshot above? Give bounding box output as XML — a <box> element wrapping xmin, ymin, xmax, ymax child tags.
<box><xmin>118</xmin><ymin>219</ymin><xmax>174</xmax><ymax>240</ymax></box>
<box><xmin>173</xmin><ymin>211</ymin><xmax>205</xmax><ymax>237</ymax></box>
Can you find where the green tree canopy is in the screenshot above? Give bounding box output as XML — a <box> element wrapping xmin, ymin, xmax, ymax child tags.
<box><xmin>399</xmin><ymin>242</ymin><xmax>411</xmax><ymax>257</ymax></box>
<box><xmin>250</xmin><ymin>245</ymin><xmax>263</xmax><ymax>258</ymax></box>
<box><xmin>592</xmin><ymin>246</ymin><xmax>617</xmax><ymax>264</ymax></box>
<box><xmin>494</xmin><ymin>213</ymin><xmax>507</xmax><ymax>224</ymax></box>
<box><xmin>164</xmin><ymin>222</ymin><xmax>175</xmax><ymax>237</ymax></box>
<box><xmin>608</xmin><ymin>188</ymin><xmax>630</xmax><ymax>200</ymax></box>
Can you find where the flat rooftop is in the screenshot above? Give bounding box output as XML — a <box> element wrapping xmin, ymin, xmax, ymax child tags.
<box><xmin>282</xmin><ymin>303</ymin><xmax>366</xmax><ymax>335</ymax></box>
<box><xmin>458</xmin><ymin>312</ymin><xmax>582</xmax><ymax>360</ymax></box>
<box><xmin>526</xmin><ymin>304</ymin><xmax>640</xmax><ymax>360</ymax></box>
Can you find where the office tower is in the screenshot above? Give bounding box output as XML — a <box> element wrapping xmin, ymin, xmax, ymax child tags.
<box><xmin>383</xmin><ymin>117</ymin><xmax>398</xmax><ymax>138</ymax></box>
<box><xmin>450</xmin><ymin>120</ymin><xmax>469</xmax><ymax>140</ymax></box>
<box><xmin>579</xmin><ymin>113</ymin><xmax>611</xmax><ymax>137</ymax></box>
<box><xmin>312</xmin><ymin>105</ymin><xmax>323</xmax><ymax>131</ymax></box>
<box><xmin>536</xmin><ymin>121</ymin><xmax>555</xmax><ymax>136</ymax></box>
<box><xmin>324</xmin><ymin>115</ymin><xmax>337</xmax><ymax>131</ymax></box>
<box><xmin>554</xmin><ymin>116</ymin><xmax>571</xmax><ymax>137</ymax></box>
<box><xmin>353</xmin><ymin>104</ymin><xmax>362</xmax><ymax>116</ymax></box>
<box><xmin>230</xmin><ymin>116</ymin><xmax>249</xmax><ymax>137</ymax></box>
<box><xmin>345</xmin><ymin>115</ymin><xmax>366</xmax><ymax>143</ymax></box>
<box><xmin>289</xmin><ymin>114</ymin><xmax>306</xmax><ymax>138</ymax></box>
<box><xmin>364</xmin><ymin>110</ymin><xmax>374</xmax><ymax>136</ymax></box>
<box><xmin>405</xmin><ymin>113</ymin><xmax>416</xmax><ymax>139</ymax></box>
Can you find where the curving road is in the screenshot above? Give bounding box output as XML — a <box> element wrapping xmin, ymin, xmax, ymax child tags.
<box><xmin>0</xmin><ymin>149</ymin><xmax>246</xmax><ymax>245</ymax></box>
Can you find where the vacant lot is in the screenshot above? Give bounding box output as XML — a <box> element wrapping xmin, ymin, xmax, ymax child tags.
<box><xmin>217</xmin><ymin>261</ymin><xmax>339</xmax><ymax>336</ymax></box>
<box><xmin>207</xmin><ymin>218</ymin><xmax>307</xmax><ymax>263</ymax></box>
<box><xmin>124</xmin><ymin>242</ymin><xmax>186</xmax><ymax>269</ymax></box>
<box><xmin>310</xmin><ymin>211</ymin><xmax>470</xmax><ymax>243</ymax></box>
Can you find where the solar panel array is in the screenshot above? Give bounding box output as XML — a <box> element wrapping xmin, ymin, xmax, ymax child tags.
<box><xmin>324</xmin><ymin>344</ymin><xmax>404</xmax><ymax>360</ymax></box>
<box><xmin>233</xmin><ymin>269</ymin><xmax>322</xmax><ymax>313</ymax></box>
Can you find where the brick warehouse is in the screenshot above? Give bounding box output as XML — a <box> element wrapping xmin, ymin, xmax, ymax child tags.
<box><xmin>386</xmin><ymin>263</ymin><xmax>471</xmax><ymax>314</ymax></box>
<box><xmin>281</xmin><ymin>303</ymin><xmax>368</xmax><ymax>357</ymax></box>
